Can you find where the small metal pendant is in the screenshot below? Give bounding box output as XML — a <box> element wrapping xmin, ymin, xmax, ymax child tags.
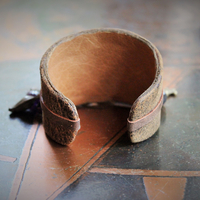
<box><xmin>163</xmin><ymin>88</ymin><xmax>178</xmax><ymax>104</ymax></box>
<box><xmin>9</xmin><ymin>89</ymin><xmax>40</xmax><ymax>113</ymax></box>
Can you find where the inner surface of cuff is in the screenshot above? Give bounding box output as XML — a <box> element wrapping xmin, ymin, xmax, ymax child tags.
<box><xmin>47</xmin><ymin>31</ymin><xmax>157</xmax><ymax>106</ymax></box>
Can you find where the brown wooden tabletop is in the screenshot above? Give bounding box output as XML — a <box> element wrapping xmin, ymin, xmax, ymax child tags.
<box><xmin>0</xmin><ymin>0</ymin><xmax>200</xmax><ymax>199</ymax></box>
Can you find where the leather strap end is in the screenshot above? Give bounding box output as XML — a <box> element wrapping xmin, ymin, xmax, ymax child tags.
<box><xmin>127</xmin><ymin>93</ymin><xmax>163</xmax><ymax>133</ymax></box>
<box><xmin>40</xmin><ymin>94</ymin><xmax>80</xmax><ymax>134</ymax></box>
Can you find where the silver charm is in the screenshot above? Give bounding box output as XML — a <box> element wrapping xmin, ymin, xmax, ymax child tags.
<box><xmin>163</xmin><ymin>88</ymin><xmax>178</xmax><ymax>104</ymax></box>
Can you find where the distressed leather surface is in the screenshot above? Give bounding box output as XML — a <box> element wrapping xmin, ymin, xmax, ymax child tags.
<box><xmin>40</xmin><ymin>28</ymin><xmax>163</xmax><ymax>145</ymax></box>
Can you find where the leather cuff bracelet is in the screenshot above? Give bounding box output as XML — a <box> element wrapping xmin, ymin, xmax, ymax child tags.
<box><xmin>40</xmin><ymin>28</ymin><xmax>163</xmax><ymax>145</ymax></box>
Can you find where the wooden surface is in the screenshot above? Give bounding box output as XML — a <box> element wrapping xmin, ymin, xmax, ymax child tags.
<box><xmin>0</xmin><ymin>0</ymin><xmax>200</xmax><ymax>199</ymax></box>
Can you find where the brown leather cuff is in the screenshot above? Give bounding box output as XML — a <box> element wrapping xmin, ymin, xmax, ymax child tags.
<box><xmin>40</xmin><ymin>28</ymin><xmax>163</xmax><ymax>145</ymax></box>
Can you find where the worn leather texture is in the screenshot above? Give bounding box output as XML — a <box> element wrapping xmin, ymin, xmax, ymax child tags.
<box><xmin>40</xmin><ymin>28</ymin><xmax>163</xmax><ymax>145</ymax></box>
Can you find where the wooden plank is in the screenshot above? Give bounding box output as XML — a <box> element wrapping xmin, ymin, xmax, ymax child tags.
<box><xmin>89</xmin><ymin>167</ymin><xmax>200</xmax><ymax>177</ymax></box>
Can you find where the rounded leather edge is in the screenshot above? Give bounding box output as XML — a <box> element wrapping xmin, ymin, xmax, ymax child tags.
<box><xmin>128</xmin><ymin>45</ymin><xmax>163</xmax><ymax>143</ymax></box>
